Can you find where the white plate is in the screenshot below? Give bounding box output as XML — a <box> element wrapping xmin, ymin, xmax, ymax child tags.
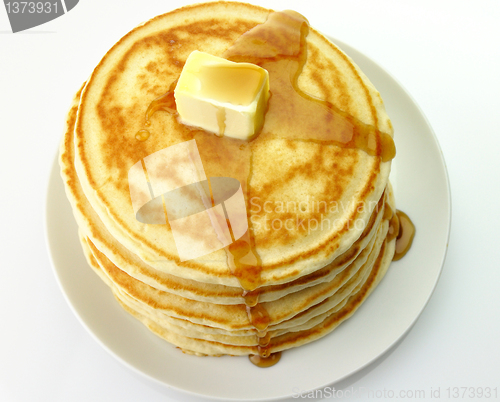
<box><xmin>45</xmin><ymin>39</ymin><xmax>451</xmax><ymax>401</ymax></box>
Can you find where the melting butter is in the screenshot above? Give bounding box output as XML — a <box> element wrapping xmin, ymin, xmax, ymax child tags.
<box><xmin>174</xmin><ymin>51</ymin><xmax>270</xmax><ymax>140</ymax></box>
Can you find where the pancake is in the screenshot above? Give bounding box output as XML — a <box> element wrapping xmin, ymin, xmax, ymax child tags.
<box><xmin>62</xmin><ymin>90</ymin><xmax>387</xmax><ymax>307</ymax></box>
<box><xmin>59</xmin><ymin>1</ymin><xmax>408</xmax><ymax>364</ymax></box>
<box><xmin>82</xmin><ymin>218</ymin><xmax>386</xmax><ymax>333</ymax></box>
<box><xmin>72</xmin><ymin>1</ymin><xmax>394</xmax><ymax>287</ymax></box>
<box><xmin>123</xmin><ymin>239</ymin><xmax>396</xmax><ymax>357</ymax></box>
<box><xmin>80</xmin><ymin>225</ymin><xmax>396</xmax><ymax>356</ymax></box>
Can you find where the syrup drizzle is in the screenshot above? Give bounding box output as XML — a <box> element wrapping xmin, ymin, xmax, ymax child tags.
<box><xmin>392</xmin><ymin>210</ymin><xmax>415</xmax><ymax>261</ymax></box>
<box><xmin>135</xmin><ymin>129</ymin><xmax>150</xmax><ymax>142</ymax></box>
<box><xmin>140</xmin><ymin>10</ymin><xmax>412</xmax><ymax>368</ymax></box>
<box><xmin>387</xmin><ymin>211</ymin><xmax>400</xmax><ymax>242</ymax></box>
<box><xmin>223</xmin><ymin>10</ymin><xmax>396</xmax><ymax>162</ymax></box>
<box><xmin>135</xmin><ymin>81</ymin><xmax>177</xmax><ymax>140</ymax></box>
<box><xmin>385</xmin><ymin>200</ymin><xmax>415</xmax><ymax>261</ymax></box>
<box><xmin>146</xmin><ymin>89</ymin><xmax>177</xmax><ymax>124</ymax></box>
<box><xmin>249</xmin><ymin>352</ymin><xmax>282</xmax><ymax>368</ymax></box>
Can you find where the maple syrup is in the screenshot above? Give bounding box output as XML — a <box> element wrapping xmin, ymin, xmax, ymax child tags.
<box><xmin>224</xmin><ymin>10</ymin><xmax>396</xmax><ymax>162</ymax></box>
<box><xmin>140</xmin><ymin>9</ymin><xmax>412</xmax><ymax>368</ymax></box>
<box><xmin>249</xmin><ymin>351</ymin><xmax>282</xmax><ymax>368</ymax></box>
<box><xmin>393</xmin><ymin>210</ymin><xmax>415</xmax><ymax>261</ymax></box>
<box><xmin>135</xmin><ymin>129</ymin><xmax>150</xmax><ymax>142</ymax></box>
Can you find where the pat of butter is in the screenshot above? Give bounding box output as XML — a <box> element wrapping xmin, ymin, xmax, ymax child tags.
<box><xmin>174</xmin><ymin>50</ymin><xmax>270</xmax><ymax>140</ymax></box>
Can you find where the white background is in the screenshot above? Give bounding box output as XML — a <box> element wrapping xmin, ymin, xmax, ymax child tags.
<box><xmin>1</xmin><ymin>1</ymin><xmax>499</xmax><ymax>401</ymax></box>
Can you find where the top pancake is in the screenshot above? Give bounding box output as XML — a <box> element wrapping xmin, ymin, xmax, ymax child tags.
<box><xmin>73</xmin><ymin>1</ymin><xmax>393</xmax><ymax>286</ymax></box>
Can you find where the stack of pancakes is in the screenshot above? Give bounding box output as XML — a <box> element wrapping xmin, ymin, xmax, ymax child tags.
<box><xmin>60</xmin><ymin>1</ymin><xmax>398</xmax><ymax>359</ymax></box>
